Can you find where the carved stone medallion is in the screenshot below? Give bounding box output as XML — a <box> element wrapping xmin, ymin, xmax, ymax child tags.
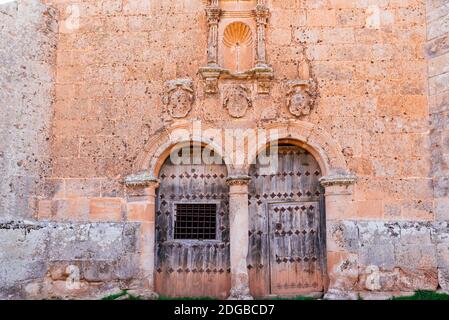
<box><xmin>286</xmin><ymin>80</ymin><xmax>317</xmax><ymax>117</ymax></box>
<box><xmin>163</xmin><ymin>79</ymin><xmax>195</xmax><ymax>118</ymax></box>
<box><xmin>223</xmin><ymin>85</ymin><xmax>252</xmax><ymax>118</ymax></box>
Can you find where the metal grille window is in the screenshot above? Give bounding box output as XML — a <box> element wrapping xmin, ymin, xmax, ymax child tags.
<box><xmin>174</xmin><ymin>203</ymin><xmax>217</xmax><ymax>240</ymax></box>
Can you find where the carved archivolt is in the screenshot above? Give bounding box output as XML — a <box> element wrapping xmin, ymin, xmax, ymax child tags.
<box><xmin>163</xmin><ymin>79</ymin><xmax>195</xmax><ymax>118</ymax></box>
<box><xmin>223</xmin><ymin>84</ymin><xmax>252</xmax><ymax>118</ymax></box>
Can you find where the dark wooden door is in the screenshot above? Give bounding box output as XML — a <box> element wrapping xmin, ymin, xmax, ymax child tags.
<box><xmin>248</xmin><ymin>145</ymin><xmax>325</xmax><ymax>297</ymax></box>
<box><xmin>155</xmin><ymin>148</ymin><xmax>230</xmax><ymax>298</ymax></box>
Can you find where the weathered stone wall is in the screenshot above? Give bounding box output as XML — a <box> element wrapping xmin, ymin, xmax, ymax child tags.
<box><xmin>426</xmin><ymin>0</ymin><xmax>449</xmax><ymax>291</ymax></box>
<box><xmin>0</xmin><ymin>220</ymin><xmax>140</xmax><ymax>299</ymax></box>
<box><xmin>40</xmin><ymin>0</ymin><xmax>432</xmax><ymax>222</ymax></box>
<box><xmin>326</xmin><ymin>219</ymin><xmax>449</xmax><ymax>298</ymax></box>
<box><xmin>0</xmin><ymin>0</ymin><xmax>57</xmax><ymax>220</ymax></box>
<box><xmin>0</xmin><ymin>1</ymin><xmax>140</xmax><ymax>300</ymax></box>
<box><xmin>1</xmin><ymin>0</ymin><xmax>448</xmax><ymax>299</ymax></box>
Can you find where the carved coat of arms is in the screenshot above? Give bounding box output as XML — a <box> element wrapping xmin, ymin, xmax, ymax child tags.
<box><xmin>163</xmin><ymin>79</ymin><xmax>195</xmax><ymax>118</ymax></box>
<box><xmin>286</xmin><ymin>80</ymin><xmax>317</xmax><ymax>117</ymax></box>
<box><xmin>223</xmin><ymin>85</ymin><xmax>252</xmax><ymax>118</ymax></box>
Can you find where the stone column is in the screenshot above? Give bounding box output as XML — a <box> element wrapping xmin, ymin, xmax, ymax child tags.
<box><xmin>319</xmin><ymin>174</ymin><xmax>358</xmax><ymax>300</ymax></box>
<box><xmin>125</xmin><ymin>173</ymin><xmax>160</xmax><ymax>294</ymax></box>
<box><xmin>255</xmin><ymin>4</ymin><xmax>270</xmax><ymax>67</ymax></box>
<box><xmin>226</xmin><ymin>175</ymin><xmax>253</xmax><ymax>300</ymax></box>
<box><xmin>206</xmin><ymin>5</ymin><xmax>221</xmax><ymax>66</ymax></box>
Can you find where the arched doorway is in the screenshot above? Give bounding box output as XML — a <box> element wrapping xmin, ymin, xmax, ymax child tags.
<box><xmin>154</xmin><ymin>143</ymin><xmax>231</xmax><ymax>298</ymax></box>
<box><xmin>248</xmin><ymin>143</ymin><xmax>326</xmax><ymax>297</ymax></box>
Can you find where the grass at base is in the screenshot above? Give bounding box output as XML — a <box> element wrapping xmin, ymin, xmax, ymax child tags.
<box><xmin>103</xmin><ymin>290</ymin><xmax>449</xmax><ymax>301</ymax></box>
<box><xmin>391</xmin><ymin>291</ymin><xmax>449</xmax><ymax>300</ymax></box>
<box><xmin>101</xmin><ymin>291</ymin><xmax>128</xmax><ymax>300</ymax></box>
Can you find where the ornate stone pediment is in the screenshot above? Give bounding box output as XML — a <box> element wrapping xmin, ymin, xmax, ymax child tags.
<box><xmin>163</xmin><ymin>79</ymin><xmax>195</xmax><ymax>118</ymax></box>
<box><xmin>223</xmin><ymin>84</ymin><xmax>252</xmax><ymax>118</ymax></box>
<box><xmin>286</xmin><ymin>80</ymin><xmax>318</xmax><ymax>117</ymax></box>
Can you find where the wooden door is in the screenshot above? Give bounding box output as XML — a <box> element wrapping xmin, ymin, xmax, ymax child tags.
<box><xmin>155</xmin><ymin>148</ymin><xmax>231</xmax><ymax>299</ymax></box>
<box><xmin>269</xmin><ymin>202</ymin><xmax>323</xmax><ymax>295</ymax></box>
<box><xmin>248</xmin><ymin>145</ymin><xmax>325</xmax><ymax>297</ymax></box>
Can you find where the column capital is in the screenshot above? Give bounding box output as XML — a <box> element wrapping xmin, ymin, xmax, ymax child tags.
<box><xmin>319</xmin><ymin>174</ymin><xmax>357</xmax><ymax>187</ymax></box>
<box><xmin>255</xmin><ymin>4</ymin><xmax>270</xmax><ymax>25</ymax></box>
<box><xmin>226</xmin><ymin>175</ymin><xmax>251</xmax><ymax>186</ymax></box>
<box><xmin>205</xmin><ymin>5</ymin><xmax>221</xmax><ymax>25</ymax></box>
<box><xmin>125</xmin><ymin>172</ymin><xmax>160</xmax><ymax>188</ymax></box>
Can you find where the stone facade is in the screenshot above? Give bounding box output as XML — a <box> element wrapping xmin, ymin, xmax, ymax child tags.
<box><xmin>0</xmin><ymin>0</ymin><xmax>448</xmax><ymax>299</ymax></box>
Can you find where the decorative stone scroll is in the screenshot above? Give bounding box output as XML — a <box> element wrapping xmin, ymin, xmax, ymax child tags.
<box><xmin>223</xmin><ymin>85</ymin><xmax>252</xmax><ymax>118</ymax></box>
<box><xmin>286</xmin><ymin>79</ymin><xmax>318</xmax><ymax>117</ymax></box>
<box><xmin>163</xmin><ymin>79</ymin><xmax>195</xmax><ymax>118</ymax></box>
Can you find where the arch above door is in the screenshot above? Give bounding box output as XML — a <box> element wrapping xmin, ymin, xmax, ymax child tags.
<box><xmin>132</xmin><ymin>120</ymin><xmax>354</xmax><ymax>181</ymax></box>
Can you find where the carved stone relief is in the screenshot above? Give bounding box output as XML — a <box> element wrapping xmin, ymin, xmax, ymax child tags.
<box><xmin>223</xmin><ymin>84</ymin><xmax>252</xmax><ymax>118</ymax></box>
<box><xmin>199</xmin><ymin>0</ymin><xmax>273</xmax><ymax>95</ymax></box>
<box><xmin>286</xmin><ymin>80</ymin><xmax>317</xmax><ymax>117</ymax></box>
<box><xmin>163</xmin><ymin>79</ymin><xmax>195</xmax><ymax>118</ymax></box>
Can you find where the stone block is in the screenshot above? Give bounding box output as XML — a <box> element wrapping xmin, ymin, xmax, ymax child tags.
<box><xmin>65</xmin><ymin>179</ymin><xmax>102</xmax><ymax>198</ymax></box>
<box><xmin>434</xmin><ymin>177</ymin><xmax>449</xmax><ymax>198</ymax></box>
<box><xmin>359</xmin><ymin>243</ymin><xmax>395</xmax><ymax>269</ymax></box>
<box><xmin>52</xmin><ymin>198</ymin><xmax>89</xmax><ymax>222</ymax></box>
<box><xmin>358</xmin><ymin>221</ymin><xmax>400</xmax><ymax>245</ymax></box>
<box><xmin>114</xmin><ymin>254</ymin><xmax>140</xmax><ymax>280</ymax></box>
<box><xmin>81</xmin><ymin>260</ymin><xmax>114</xmax><ymax>282</ymax></box>
<box><xmin>397</xmin><ymin>268</ymin><xmax>438</xmax><ymax>291</ymax></box>
<box><xmin>127</xmin><ymin>202</ymin><xmax>153</xmax><ymax>222</ymax></box>
<box><xmin>89</xmin><ymin>198</ymin><xmax>124</xmax><ymax>222</ymax></box>
<box><xmin>327</xmin><ymin>251</ymin><xmax>359</xmax><ymax>291</ymax></box>
<box><xmin>327</xmin><ymin>220</ymin><xmax>359</xmax><ymax>252</ymax></box>
<box><xmin>358</xmin><ymin>265</ymin><xmax>400</xmax><ymax>292</ymax></box>
<box><xmin>438</xmin><ymin>268</ymin><xmax>449</xmax><ymax>292</ymax></box>
<box><xmin>395</xmin><ymin>243</ymin><xmax>437</xmax><ymax>269</ymax></box>
<box><xmin>435</xmin><ymin>237</ymin><xmax>449</xmax><ymax>268</ymax></box>
<box><xmin>431</xmin><ymin>221</ymin><xmax>449</xmax><ymax>242</ymax></box>
<box><xmin>399</xmin><ymin>222</ymin><xmax>432</xmax><ymax>244</ymax></box>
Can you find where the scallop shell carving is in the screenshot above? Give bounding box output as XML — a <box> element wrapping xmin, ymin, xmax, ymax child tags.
<box><xmin>223</xmin><ymin>22</ymin><xmax>253</xmax><ymax>48</ymax></box>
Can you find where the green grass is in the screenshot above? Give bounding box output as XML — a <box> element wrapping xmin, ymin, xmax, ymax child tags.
<box><xmin>102</xmin><ymin>291</ymin><xmax>449</xmax><ymax>301</ymax></box>
<box><xmin>101</xmin><ymin>290</ymin><xmax>129</xmax><ymax>300</ymax></box>
<box><xmin>391</xmin><ymin>291</ymin><xmax>449</xmax><ymax>300</ymax></box>
<box><xmin>101</xmin><ymin>290</ymin><xmax>142</xmax><ymax>300</ymax></box>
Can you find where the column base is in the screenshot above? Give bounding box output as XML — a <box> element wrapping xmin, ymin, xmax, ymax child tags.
<box><xmin>323</xmin><ymin>289</ymin><xmax>358</xmax><ymax>300</ymax></box>
<box><xmin>228</xmin><ymin>288</ymin><xmax>253</xmax><ymax>300</ymax></box>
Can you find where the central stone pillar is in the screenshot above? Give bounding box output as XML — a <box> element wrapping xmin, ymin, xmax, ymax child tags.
<box><xmin>226</xmin><ymin>175</ymin><xmax>253</xmax><ymax>300</ymax></box>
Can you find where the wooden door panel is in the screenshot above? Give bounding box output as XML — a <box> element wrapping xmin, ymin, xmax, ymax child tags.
<box><xmin>269</xmin><ymin>202</ymin><xmax>323</xmax><ymax>295</ymax></box>
<box><xmin>248</xmin><ymin>146</ymin><xmax>325</xmax><ymax>297</ymax></box>
<box><xmin>155</xmin><ymin>155</ymin><xmax>231</xmax><ymax>299</ymax></box>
